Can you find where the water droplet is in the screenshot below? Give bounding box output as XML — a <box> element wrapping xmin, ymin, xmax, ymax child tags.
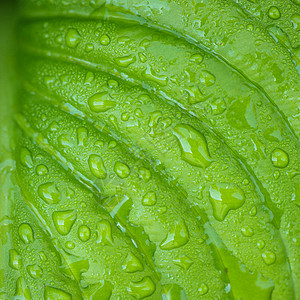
<box><xmin>36</xmin><ymin>164</ymin><xmax>48</xmax><ymax>175</ymax></box>
<box><xmin>38</xmin><ymin>182</ymin><xmax>60</xmax><ymax>205</ymax></box>
<box><xmin>77</xmin><ymin>127</ymin><xmax>88</xmax><ymax>146</ymax></box>
<box><xmin>138</xmin><ymin>167</ymin><xmax>151</xmax><ymax>182</ymax></box>
<box><xmin>185</xmin><ymin>85</ymin><xmax>205</xmax><ymax>104</ymax></box>
<box><xmin>122</xmin><ymin>252</ymin><xmax>144</xmax><ymax>273</ymax></box>
<box><xmin>173</xmin><ymin>255</ymin><xmax>194</xmax><ymax>270</ymax></box>
<box><xmin>241</xmin><ymin>226</ymin><xmax>254</xmax><ymax>237</ymax></box>
<box><xmin>15</xmin><ymin>277</ymin><xmax>31</xmax><ymax>299</ymax></box>
<box><xmin>65</xmin><ymin>241</ymin><xmax>75</xmax><ymax>249</ymax></box>
<box><xmin>268</xmin><ymin>6</ymin><xmax>281</xmax><ymax>19</ymax></box>
<box><xmin>65</xmin><ymin>28</ymin><xmax>81</xmax><ymax>48</ymax></box>
<box><xmin>85</xmin><ymin>43</ymin><xmax>94</xmax><ymax>52</ymax></box>
<box><xmin>96</xmin><ymin>220</ymin><xmax>113</xmax><ymax>246</ymax></box>
<box><xmin>84</xmin><ymin>71</ymin><xmax>95</xmax><ymax>84</ymax></box>
<box><xmin>107</xmin><ymin>79</ymin><xmax>119</xmax><ymax>88</ymax></box>
<box><xmin>9</xmin><ymin>249</ymin><xmax>22</xmax><ymax>270</ymax></box>
<box><xmin>142</xmin><ymin>66</ymin><xmax>168</xmax><ymax>86</ymax></box>
<box><xmin>160</xmin><ymin>220</ymin><xmax>189</xmax><ymax>250</ymax></box>
<box><xmin>114</xmin><ymin>162</ymin><xmax>130</xmax><ymax>178</ymax></box>
<box><xmin>273</xmin><ymin>170</ymin><xmax>280</xmax><ymax>179</ymax></box>
<box><xmin>78</xmin><ymin>225</ymin><xmax>91</xmax><ymax>242</ymax></box>
<box><xmin>209</xmin><ymin>183</ymin><xmax>245</xmax><ymax>221</ymax></box>
<box><xmin>100</xmin><ymin>34</ymin><xmax>110</xmax><ymax>45</ymax></box>
<box><xmin>173</xmin><ymin>124</ymin><xmax>211</xmax><ymax>168</ymax></box>
<box><xmin>115</xmin><ymin>54</ymin><xmax>136</xmax><ymax>67</ymax></box>
<box><xmin>162</xmin><ymin>283</ymin><xmax>187</xmax><ymax>299</ymax></box>
<box><xmin>249</xmin><ymin>206</ymin><xmax>257</xmax><ymax>216</ymax></box>
<box><xmin>138</xmin><ymin>52</ymin><xmax>147</xmax><ymax>63</ymax></box>
<box><xmin>88</xmin><ymin>92</ymin><xmax>116</xmax><ymax>113</ymax></box>
<box><xmin>127</xmin><ymin>277</ymin><xmax>156</xmax><ymax>299</ymax></box>
<box><xmin>52</xmin><ymin>210</ymin><xmax>77</xmax><ymax>236</ymax></box>
<box><xmin>271</xmin><ymin>148</ymin><xmax>289</xmax><ymax>168</ymax></box>
<box><xmin>198</xmin><ymin>283</ymin><xmax>209</xmax><ymax>295</ymax></box>
<box><xmin>18</xmin><ymin>223</ymin><xmax>34</xmax><ymax>244</ymax></box>
<box><xmin>88</xmin><ymin>154</ymin><xmax>107</xmax><ymax>179</ymax></box>
<box><xmin>190</xmin><ymin>53</ymin><xmax>203</xmax><ymax>64</ymax></box>
<box><xmin>58</xmin><ymin>134</ymin><xmax>72</xmax><ymax>148</ymax></box>
<box><xmin>20</xmin><ymin>148</ymin><xmax>33</xmax><ymax>168</ymax></box>
<box><xmin>142</xmin><ymin>191</ymin><xmax>157</xmax><ymax>206</ymax></box>
<box><xmin>39</xmin><ymin>251</ymin><xmax>47</xmax><ymax>261</ymax></box>
<box><xmin>262</xmin><ymin>251</ymin><xmax>276</xmax><ymax>265</ymax></box>
<box><xmin>291</xmin><ymin>14</ymin><xmax>300</xmax><ymax>30</ymax></box>
<box><xmin>211</xmin><ymin>99</ymin><xmax>227</xmax><ymax>115</ymax></box>
<box><xmin>27</xmin><ymin>264</ymin><xmax>43</xmax><ymax>279</ymax></box>
<box><xmin>199</xmin><ymin>70</ymin><xmax>216</xmax><ymax>86</ymax></box>
<box><xmin>257</xmin><ymin>240</ymin><xmax>265</xmax><ymax>249</ymax></box>
<box><xmin>44</xmin><ymin>286</ymin><xmax>72</xmax><ymax>300</ymax></box>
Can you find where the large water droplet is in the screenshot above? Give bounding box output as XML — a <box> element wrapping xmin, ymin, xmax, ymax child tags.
<box><xmin>27</xmin><ymin>264</ymin><xmax>43</xmax><ymax>279</ymax></box>
<box><xmin>88</xmin><ymin>154</ymin><xmax>107</xmax><ymax>179</ymax></box>
<box><xmin>114</xmin><ymin>162</ymin><xmax>130</xmax><ymax>178</ymax></box>
<box><xmin>173</xmin><ymin>255</ymin><xmax>194</xmax><ymax>270</ymax></box>
<box><xmin>115</xmin><ymin>54</ymin><xmax>136</xmax><ymax>67</ymax></box>
<box><xmin>9</xmin><ymin>249</ymin><xmax>22</xmax><ymax>270</ymax></box>
<box><xmin>199</xmin><ymin>70</ymin><xmax>216</xmax><ymax>86</ymax></box>
<box><xmin>18</xmin><ymin>223</ymin><xmax>34</xmax><ymax>244</ymax></box>
<box><xmin>96</xmin><ymin>220</ymin><xmax>113</xmax><ymax>246</ymax></box>
<box><xmin>142</xmin><ymin>191</ymin><xmax>157</xmax><ymax>206</ymax></box>
<box><xmin>52</xmin><ymin>210</ymin><xmax>77</xmax><ymax>236</ymax></box>
<box><xmin>262</xmin><ymin>251</ymin><xmax>276</xmax><ymax>265</ymax></box>
<box><xmin>122</xmin><ymin>252</ymin><xmax>144</xmax><ymax>273</ymax></box>
<box><xmin>38</xmin><ymin>182</ymin><xmax>60</xmax><ymax>205</ymax></box>
<box><xmin>78</xmin><ymin>225</ymin><xmax>91</xmax><ymax>242</ymax></box>
<box><xmin>160</xmin><ymin>220</ymin><xmax>189</xmax><ymax>250</ymax></box>
<box><xmin>88</xmin><ymin>92</ymin><xmax>116</xmax><ymax>113</ymax></box>
<box><xmin>271</xmin><ymin>148</ymin><xmax>289</xmax><ymax>168</ymax></box>
<box><xmin>127</xmin><ymin>276</ymin><xmax>156</xmax><ymax>299</ymax></box>
<box><xmin>65</xmin><ymin>28</ymin><xmax>81</xmax><ymax>48</ymax></box>
<box><xmin>185</xmin><ymin>85</ymin><xmax>204</xmax><ymax>104</ymax></box>
<box><xmin>15</xmin><ymin>277</ymin><xmax>31</xmax><ymax>300</ymax></box>
<box><xmin>20</xmin><ymin>148</ymin><xmax>33</xmax><ymax>168</ymax></box>
<box><xmin>268</xmin><ymin>6</ymin><xmax>281</xmax><ymax>19</ymax></box>
<box><xmin>173</xmin><ymin>124</ymin><xmax>211</xmax><ymax>168</ymax></box>
<box><xmin>211</xmin><ymin>99</ymin><xmax>227</xmax><ymax>115</ymax></box>
<box><xmin>162</xmin><ymin>283</ymin><xmax>187</xmax><ymax>299</ymax></box>
<box><xmin>44</xmin><ymin>286</ymin><xmax>72</xmax><ymax>300</ymax></box>
<box><xmin>209</xmin><ymin>183</ymin><xmax>245</xmax><ymax>221</ymax></box>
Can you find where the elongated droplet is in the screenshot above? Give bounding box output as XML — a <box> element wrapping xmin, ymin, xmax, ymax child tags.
<box><xmin>38</xmin><ymin>182</ymin><xmax>60</xmax><ymax>205</ymax></box>
<box><xmin>65</xmin><ymin>28</ymin><xmax>81</xmax><ymax>48</ymax></box>
<box><xmin>78</xmin><ymin>225</ymin><xmax>91</xmax><ymax>242</ymax></box>
<box><xmin>160</xmin><ymin>220</ymin><xmax>189</xmax><ymax>250</ymax></box>
<box><xmin>9</xmin><ymin>249</ymin><xmax>22</xmax><ymax>270</ymax></box>
<box><xmin>127</xmin><ymin>277</ymin><xmax>156</xmax><ymax>299</ymax></box>
<box><xmin>20</xmin><ymin>148</ymin><xmax>33</xmax><ymax>168</ymax></box>
<box><xmin>88</xmin><ymin>154</ymin><xmax>107</xmax><ymax>179</ymax></box>
<box><xmin>18</xmin><ymin>223</ymin><xmax>34</xmax><ymax>244</ymax></box>
<box><xmin>122</xmin><ymin>252</ymin><xmax>144</xmax><ymax>273</ymax></box>
<box><xmin>96</xmin><ymin>220</ymin><xmax>113</xmax><ymax>246</ymax></box>
<box><xmin>209</xmin><ymin>183</ymin><xmax>245</xmax><ymax>221</ymax></box>
<box><xmin>173</xmin><ymin>124</ymin><xmax>211</xmax><ymax>168</ymax></box>
<box><xmin>114</xmin><ymin>162</ymin><xmax>130</xmax><ymax>178</ymax></box>
<box><xmin>88</xmin><ymin>92</ymin><xmax>116</xmax><ymax>113</ymax></box>
<box><xmin>271</xmin><ymin>148</ymin><xmax>289</xmax><ymax>168</ymax></box>
<box><xmin>173</xmin><ymin>255</ymin><xmax>194</xmax><ymax>271</ymax></box>
<box><xmin>44</xmin><ymin>286</ymin><xmax>72</xmax><ymax>300</ymax></box>
<box><xmin>52</xmin><ymin>210</ymin><xmax>77</xmax><ymax>236</ymax></box>
<box><xmin>115</xmin><ymin>54</ymin><xmax>136</xmax><ymax>67</ymax></box>
<box><xmin>15</xmin><ymin>277</ymin><xmax>31</xmax><ymax>300</ymax></box>
<box><xmin>77</xmin><ymin>127</ymin><xmax>88</xmax><ymax>146</ymax></box>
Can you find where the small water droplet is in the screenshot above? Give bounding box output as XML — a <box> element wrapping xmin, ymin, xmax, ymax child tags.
<box><xmin>138</xmin><ymin>52</ymin><xmax>147</xmax><ymax>63</ymax></box>
<box><xmin>190</xmin><ymin>53</ymin><xmax>203</xmax><ymax>64</ymax></box>
<box><xmin>199</xmin><ymin>70</ymin><xmax>216</xmax><ymax>86</ymax></box>
<box><xmin>84</xmin><ymin>71</ymin><xmax>95</xmax><ymax>84</ymax></box>
<box><xmin>209</xmin><ymin>183</ymin><xmax>245</xmax><ymax>221</ymax></box>
<box><xmin>198</xmin><ymin>283</ymin><xmax>209</xmax><ymax>295</ymax></box>
<box><xmin>20</xmin><ymin>148</ymin><xmax>33</xmax><ymax>168</ymax></box>
<box><xmin>65</xmin><ymin>28</ymin><xmax>81</xmax><ymax>48</ymax></box>
<box><xmin>96</xmin><ymin>220</ymin><xmax>113</xmax><ymax>246</ymax></box>
<box><xmin>44</xmin><ymin>286</ymin><xmax>72</xmax><ymax>300</ymax></box>
<box><xmin>115</xmin><ymin>54</ymin><xmax>136</xmax><ymax>67</ymax></box>
<box><xmin>127</xmin><ymin>277</ymin><xmax>156</xmax><ymax>299</ymax></box>
<box><xmin>77</xmin><ymin>127</ymin><xmax>88</xmax><ymax>146</ymax></box>
<box><xmin>271</xmin><ymin>148</ymin><xmax>289</xmax><ymax>168</ymax></box>
<box><xmin>262</xmin><ymin>251</ymin><xmax>276</xmax><ymax>265</ymax></box>
<box><xmin>18</xmin><ymin>223</ymin><xmax>34</xmax><ymax>244</ymax></box>
<box><xmin>257</xmin><ymin>240</ymin><xmax>265</xmax><ymax>249</ymax></box>
<box><xmin>249</xmin><ymin>206</ymin><xmax>257</xmax><ymax>216</ymax></box>
<box><xmin>241</xmin><ymin>226</ymin><xmax>254</xmax><ymax>237</ymax></box>
<box><xmin>58</xmin><ymin>134</ymin><xmax>72</xmax><ymax>148</ymax></box>
<box><xmin>138</xmin><ymin>167</ymin><xmax>151</xmax><ymax>182</ymax></box>
<box><xmin>38</xmin><ymin>182</ymin><xmax>60</xmax><ymax>205</ymax></box>
<box><xmin>36</xmin><ymin>164</ymin><xmax>48</xmax><ymax>176</ymax></box>
<box><xmin>273</xmin><ymin>170</ymin><xmax>280</xmax><ymax>179</ymax></box>
<box><xmin>88</xmin><ymin>92</ymin><xmax>116</xmax><ymax>113</ymax></box>
<box><xmin>160</xmin><ymin>220</ymin><xmax>189</xmax><ymax>250</ymax></box>
<box><xmin>52</xmin><ymin>210</ymin><xmax>77</xmax><ymax>236</ymax></box>
<box><xmin>9</xmin><ymin>249</ymin><xmax>22</xmax><ymax>270</ymax></box>
<box><xmin>268</xmin><ymin>6</ymin><xmax>281</xmax><ymax>19</ymax></box>
<box><xmin>100</xmin><ymin>34</ymin><xmax>110</xmax><ymax>45</ymax></box>
<box><xmin>211</xmin><ymin>99</ymin><xmax>227</xmax><ymax>115</ymax></box>
<box><xmin>185</xmin><ymin>85</ymin><xmax>205</xmax><ymax>104</ymax></box>
<box><xmin>107</xmin><ymin>79</ymin><xmax>119</xmax><ymax>88</ymax></box>
<box><xmin>65</xmin><ymin>241</ymin><xmax>75</xmax><ymax>249</ymax></box>
<box><xmin>291</xmin><ymin>14</ymin><xmax>300</xmax><ymax>30</ymax></box>
<box><xmin>122</xmin><ymin>252</ymin><xmax>144</xmax><ymax>273</ymax></box>
<box><xmin>85</xmin><ymin>43</ymin><xmax>94</xmax><ymax>52</ymax></box>
<box><xmin>173</xmin><ymin>255</ymin><xmax>194</xmax><ymax>270</ymax></box>
<box><xmin>27</xmin><ymin>264</ymin><xmax>43</xmax><ymax>279</ymax></box>
<box><xmin>173</xmin><ymin>124</ymin><xmax>212</xmax><ymax>168</ymax></box>
<box><xmin>78</xmin><ymin>225</ymin><xmax>91</xmax><ymax>242</ymax></box>
<box><xmin>142</xmin><ymin>192</ymin><xmax>157</xmax><ymax>206</ymax></box>
<box><xmin>88</xmin><ymin>154</ymin><xmax>107</xmax><ymax>179</ymax></box>
<box><xmin>114</xmin><ymin>162</ymin><xmax>130</xmax><ymax>178</ymax></box>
